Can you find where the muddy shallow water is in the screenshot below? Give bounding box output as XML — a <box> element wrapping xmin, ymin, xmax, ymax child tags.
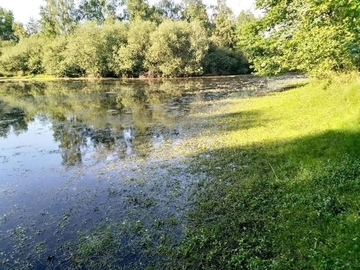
<box><xmin>0</xmin><ymin>75</ymin><xmax>302</xmax><ymax>269</ymax></box>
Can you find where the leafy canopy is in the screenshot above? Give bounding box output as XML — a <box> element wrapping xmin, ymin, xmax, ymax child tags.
<box><xmin>238</xmin><ymin>0</ymin><xmax>360</xmax><ymax>75</ymax></box>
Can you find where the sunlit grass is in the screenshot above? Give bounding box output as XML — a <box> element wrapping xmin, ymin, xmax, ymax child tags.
<box><xmin>189</xmin><ymin>77</ymin><xmax>360</xmax><ymax>148</ymax></box>
<box><xmin>175</xmin><ymin>75</ymin><xmax>360</xmax><ymax>269</ymax></box>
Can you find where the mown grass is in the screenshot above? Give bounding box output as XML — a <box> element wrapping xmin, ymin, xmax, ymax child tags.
<box><xmin>174</xmin><ymin>74</ymin><xmax>360</xmax><ymax>269</ymax></box>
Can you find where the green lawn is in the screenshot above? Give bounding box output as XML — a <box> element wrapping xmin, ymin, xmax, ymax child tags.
<box><xmin>175</xmin><ymin>74</ymin><xmax>360</xmax><ymax>269</ymax></box>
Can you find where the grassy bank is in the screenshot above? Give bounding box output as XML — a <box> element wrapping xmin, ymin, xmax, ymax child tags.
<box><xmin>175</xmin><ymin>75</ymin><xmax>360</xmax><ymax>269</ymax></box>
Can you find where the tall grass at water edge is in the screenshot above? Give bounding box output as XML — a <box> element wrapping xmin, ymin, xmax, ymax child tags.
<box><xmin>174</xmin><ymin>74</ymin><xmax>360</xmax><ymax>269</ymax></box>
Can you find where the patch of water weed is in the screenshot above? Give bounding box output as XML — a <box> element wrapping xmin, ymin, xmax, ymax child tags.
<box><xmin>60</xmin><ymin>214</ymin><xmax>183</xmax><ymax>270</ymax></box>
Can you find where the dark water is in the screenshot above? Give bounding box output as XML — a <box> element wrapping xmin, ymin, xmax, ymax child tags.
<box><xmin>0</xmin><ymin>76</ymin><xmax>298</xmax><ymax>269</ymax></box>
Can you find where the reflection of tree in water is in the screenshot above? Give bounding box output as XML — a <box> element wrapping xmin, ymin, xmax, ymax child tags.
<box><xmin>0</xmin><ymin>79</ymin><xmax>200</xmax><ymax>164</ymax></box>
<box><xmin>53</xmin><ymin>119</ymin><xmax>143</xmax><ymax>166</ymax></box>
<box><xmin>52</xmin><ymin>116</ymin><xmax>86</xmax><ymax>167</ymax></box>
<box><xmin>100</xmin><ymin>92</ymin><xmax>124</xmax><ymax>113</ymax></box>
<box><xmin>2</xmin><ymin>82</ymin><xmax>46</xmax><ymax>100</ymax></box>
<box><xmin>0</xmin><ymin>100</ymin><xmax>28</xmax><ymax>137</ymax></box>
<box><xmin>146</xmin><ymin>80</ymin><xmax>193</xmax><ymax>122</ymax></box>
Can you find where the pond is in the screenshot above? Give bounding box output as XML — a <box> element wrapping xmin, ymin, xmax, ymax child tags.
<box><xmin>0</xmin><ymin>75</ymin><xmax>300</xmax><ymax>269</ymax></box>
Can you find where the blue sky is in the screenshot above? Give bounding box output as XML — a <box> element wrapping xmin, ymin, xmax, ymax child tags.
<box><xmin>0</xmin><ymin>0</ymin><xmax>256</xmax><ymax>24</ymax></box>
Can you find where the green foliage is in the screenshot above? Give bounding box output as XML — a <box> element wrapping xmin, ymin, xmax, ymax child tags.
<box><xmin>154</xmin><ymin>0</ymin><xmax>182</xmax><ymax>20</ymax></box>
<box><xmin>203</xmin><ymin>45</ymin><xmax>250</xmax><ymax>75</ymax></box>
<box><xmin>0</xmin><ymin>39</ymin><xmax>16</xmax><ymax>56</ymax></box>
<box><xmin>25</xmin><ymin>18</ymin><xmax>41</xmax><ymax>36</ymax></box>
<box><xmin>181</xmin><ymin>0</ymin><xmax>210</xmax><ymax>29</ymax></box>
<box><xmin>0</xmin><ymin>7</ymin><xmax>16</xmax><ymax>41</ymax></box>
<box><xmin>12</xmin><ymin>22</ymin><xmax>28</xmax><ymax>41</ymax></box>
<box><xmin>237</xmin><ymin>0</ymin><xmax>360</xmax><ymax>75</ymax></box>
<box><xmin>40</xmin><ymin>0</ymin><xmax>78</xmax><ymax>37</ymax></box>
<box><xmin>125</xmin><ymin>0</ymin><xmax>159</xmax><ymax>22</ymax></box>
<box><xmin>0</xmin><ymin>0</ymin><xmax>251</xmax><ymax>78</ymax></box>
<box><xmin>78</xmin><ymin>0</ymin><xmax>122</xmax><ymax>22</ymax></box>
<box><xmin>114</xmin><ymin>20</ymin><xmax>156</xmax><ymax>77</ymax></box>
<box><xmin>145</xmin><ymin>20</ymin><xmax>209</xmax><ymax>76</ymax></box>
<box><xmin>43</xmin><ymin>35</ymin><xmax>84</xmax><ymax>77</ymax></box>
<box><xmin>287</xmin><ymin>25</ymin><xmax>355</xmax><ymax>75</ymax></box>
<box><xmin>210</xmin><ymin>0</ymin><xmax>235</xmax><ymax>48</ymax></box>
<box><xmin>236</xmin><ymin>10</ymin><xmax>256</xmax><ymax>28</ymax></box>
<box><xmin>64</xmin><ymin>21</ymin><xmax>128</xmax><ymax>77</ymax></box>
<box><xmin>0</xmin><ymin>35</ymin><xmax>44</xmax><ymax>75</ymax></box>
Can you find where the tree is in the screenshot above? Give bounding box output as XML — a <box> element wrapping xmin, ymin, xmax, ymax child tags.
<box><xmin>40</xmin><ymin>0</ymin><xmax>78</xmax><ymax>37</ymax></box>
<box><xmin>211</xmin><ymin>0</ymin><xmax>235</xmax><ymax>48</ymax></box>
<box><xmin>26</xmin><ymin>18</ymin><xmax>41</xmax><ymax>35</ymax></box>
<box><xmin>203</xmin><ymin>44</ymin><xmax>250</xmax><ymax>75</ymax></box>
<box><xmin>64</xmin><ymin>21</ymin><xmax>128</xmax><ymax>77</ymax></box>
<box><xmin>0</xmin><ymin>7</ymin><xmax>15</xmax><ymax>41</ymax></box>
<box><xmin>125</xmin><ymin>0</ymin><xmax>156</xmax><ymax>21</ymax></box>
<box><xmin>236</xmin><ymin>10</ymin><xmax>255</xmax><ymax>28</ymax></box>
<box><xmin>114</xmin><ymin>19</ymin><xmax>156</xmax><ymax>77</ymax></box>
<box><xmin>154</xmin><ymin>0</ymin><xmax>182</xmax><ymax>20</ymax></box>
<box><xmin>12</xmin><ymin>22</ymin><xmax>28</xmax><ymax>41</ymax></box>
<box><xmin>78</xmin><ymin>0</ymin><xmax>124</xmax><ymax>23</ymax></box>
<box><xmin>181</xmin><ymin>0</ymin><xmax>210</xmax><ymax>29</ymax></box>
<box><xmin>145</xmin><ymin>20</ymin><xmax>209</xmax><ymax>76</ymax></box>
<box><xmin>42</xmin><ymin>35</ymin><xmax>82</xmax><ymax>77</ymax></box>
<box><xmin>237</xmin><ymin>0</ymin><xmax>360</xmax><ymax>75</ymax></box>
<box><xmin>0</xmin><ymin>35</ymin><xmax>45</xmax><ymax>75</ymax></box>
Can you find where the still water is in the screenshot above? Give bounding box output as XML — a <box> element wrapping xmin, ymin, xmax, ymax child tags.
<box><xmin>0</xmin><ymin>76</ymin><xmax>293</xmax><ymax>269</ymax></box>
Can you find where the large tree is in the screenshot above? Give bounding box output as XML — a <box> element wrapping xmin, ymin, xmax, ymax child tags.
<box><xmin>211</xmin><ymin>0</ymin><xmax>235</xmax><ymax>48</ymax></box>
<box><xmin>78</xmin><ymin>0</ymin><xmax>124</xmax><ymax>23</ymax></box>
<box><xmin>125</xmin><ymin>0</ymin><xmax>157</xmax><ymax>21</ymax></box>
<box><xmin>238</xmin><ymin>0</ymin><xmax>360</xmax><ymax>75</ymax></box>
<box><xmin>181</xmin><ymin>0</ymin><xmax>210</xmax><ymax>29</ymax></box>
<box><xmin>0</xmin><ymin>7</ymin><xmax>15</xmax><ymax>41</ymax></box>
<box><xmin>114</xmin><ymin>19</ymin><xmax>156</xmax><ymax>76</ymax></box>
<box><xmin>0</xmin><ymin>35</ymin><xmax>45</xmax><ymax>75</ymax></box>
<box><xmin>63</xmin><ymin>21</ymin><xmax>128</xmax><ymax>77</ymax></box>
<box><xmin>154</xmin><ymin>0</ymin><xmax>182</xmax><ymax>20</ymax></box>
<box><xmin>40</xmin><ymin>0</ymin><xmax>78</xmax><ymax>37</ymax></box>
<box><xmin>145</xmin><ymin>20</ymin><xmax>209</xmax><ymax>76</ymax></box>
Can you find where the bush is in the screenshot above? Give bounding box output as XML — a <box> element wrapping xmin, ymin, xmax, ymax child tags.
<box><xmin>64</xmin><ymin>21</ymin><xmax>128</xmax><ymax>77</ymax></box>
<box><xmin>0</xmin><ymin>35</ymin><xmax>44</xmax><ymax>75</ymax></box>
<box><xmin>203</xmin><ymin>45</ymin><xmax>250</xmax><ymax>75</ymax></box>
<box><xmin>43</xmin><ymin>35</ymin><xmax>85</xmax><ymax>77</ymax></box>
<box><xmin>145</xmin><ymin>20</ymin><xmax>209</xmax><ymax>77</ymax></box>
<box><xmin>114</xmin><ymin>19</ymin><xmax>156</xmax><ymax>77</ymax></box>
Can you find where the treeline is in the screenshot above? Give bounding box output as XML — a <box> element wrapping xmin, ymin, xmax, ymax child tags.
<box><xmin>0</xmin><ymin>0</ymin><xmax>251</xmax><ymax>78</ymax></box>
<box><xmin>1</xmin><ymin>0</ymin><xmax>360</xmax><ymax>78</ymax></box>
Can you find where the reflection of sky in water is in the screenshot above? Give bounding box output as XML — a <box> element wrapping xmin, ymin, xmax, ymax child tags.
<box><xmin>0</xmin><ymin>118</ymin><xmax>62</xmax><ymax>227</ymax></box>
<box><xmin>0</xmin><ymin>117</ymin><xmax>60</xmax><ymax>176</ymax></box>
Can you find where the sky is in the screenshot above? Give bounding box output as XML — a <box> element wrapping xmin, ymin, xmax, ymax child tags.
<box><xmin>0</xmin><ymin>0</ymin><xmax>256</xmax><ymax>24</ymax></box>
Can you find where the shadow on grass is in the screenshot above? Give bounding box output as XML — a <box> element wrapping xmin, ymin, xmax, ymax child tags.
<box><xmin>192</xmin><ymin>110</ymin><xmax>266</xmax><ymax>133</ymax></box>
<box><xmin>175</xmin><ymin>129</ymin><xmax>360</xmax><ymax>269</ymax></box>
<box><xmin>272</xmin><ymin>82</ymin><xmax>309</xmax><ymax>93</ymax></box>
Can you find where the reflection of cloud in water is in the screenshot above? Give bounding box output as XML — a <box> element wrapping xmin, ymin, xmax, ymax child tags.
<box><xmin>152</xmin><ymin>133</ymin><xmax>165</xmax><ymax>148</ymax></box>
<box><xmin>123</xmin><ymin>127</ymin><xmax>134</xmax><ymax>156</ymax></box>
